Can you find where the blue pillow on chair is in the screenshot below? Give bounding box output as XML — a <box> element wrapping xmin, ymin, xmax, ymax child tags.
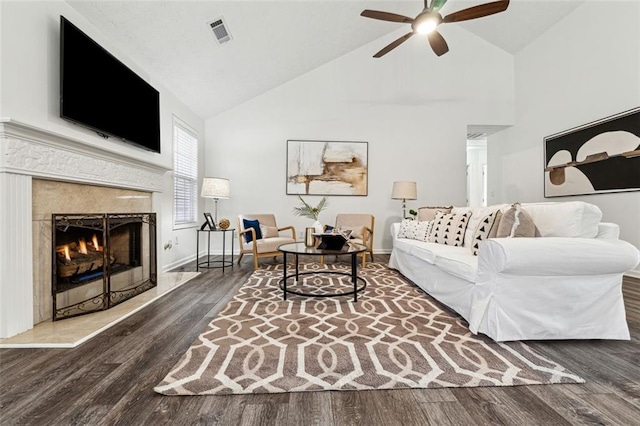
<box><xmin>243</xmin><ymin>218</ymin><xmax>262</xmax><ymax>243</ymax></box>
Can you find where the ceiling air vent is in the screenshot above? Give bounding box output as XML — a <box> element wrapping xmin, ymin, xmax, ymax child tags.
<box><xmin>208</xmin><ymin>18</ymin><xmax>232</xmax><ymax>45</ymax></box>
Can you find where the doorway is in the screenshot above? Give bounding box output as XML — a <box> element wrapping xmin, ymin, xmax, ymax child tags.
<box><xmin>466</xmin><ymin>139</ymin><xmax>487</xmax><ymax>207</ymax></box>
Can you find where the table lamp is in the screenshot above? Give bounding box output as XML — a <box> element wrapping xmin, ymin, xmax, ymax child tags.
<box><xmin>391</xmin><ymin>181</ymin><xmax>417</xmax><ymax>219</ymax></box>
<box><xmin>201</xmin><ymin>177</ymin><xmax>230</xmax><ymax>230</ymax></box>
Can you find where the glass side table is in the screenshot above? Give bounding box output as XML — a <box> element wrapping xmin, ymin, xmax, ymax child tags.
<box><xmin>196</xmin><ymin>228</ymin><xmax>235</xmax><ymax>272</ymax></box>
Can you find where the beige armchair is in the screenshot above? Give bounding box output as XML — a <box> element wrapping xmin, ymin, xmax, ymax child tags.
<box><xmin>237</xmin><ymin>214</ymin><xmax>296</xmax><ymax>269</ymax></box>
<box><xmin>324</xmin><ymin>214</ymin><xmax>375</xmax><ymax>267</ymax></box>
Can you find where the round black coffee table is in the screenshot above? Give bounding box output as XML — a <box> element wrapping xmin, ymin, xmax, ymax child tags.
<box><xmin>278</xmin><ymin>242</ymin><xmax>367</xmax><ymax>302</ymax></box>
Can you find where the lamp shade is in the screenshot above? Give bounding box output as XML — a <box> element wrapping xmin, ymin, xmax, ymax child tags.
<box><xmin>201</xmin><ymin>177</ymin><xmax>230</xmax><ymax>199</ymax></box>
<box><xmin>391</xmin><ymin>181</ymin><xmax>417</xmax><ymax>200</ymax></box>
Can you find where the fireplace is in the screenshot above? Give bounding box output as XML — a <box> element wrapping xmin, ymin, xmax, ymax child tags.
<box><xmin>1</xmin><ymin>120</ymin><xmax>168</xmax><ymax>338</ymax></box>
<box><xmin>52</xmin><ymin>213</ymin><xmax>157</xmax><ymax>320</ymax></box>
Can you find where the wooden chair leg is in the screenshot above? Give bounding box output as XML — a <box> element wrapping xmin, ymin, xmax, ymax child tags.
<box><xmin>237</xmin><ymin>252</ymin><xmax>244</xmax><ymax>265</ymax></box>
<box><xmin>320</xmin><ymin>255</ymin><xmax>325</xmax><ymax>265</ymax></box>
<box><xmin>253</xmin><ymin>256</ymin><xmax>259</xmax><ymax>269</ymax></box>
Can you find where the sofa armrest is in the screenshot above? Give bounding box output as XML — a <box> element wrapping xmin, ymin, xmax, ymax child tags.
<box><xmin>278</xmin><ymin>225</ymin><xmax>296</xmax><ymax>240</ymax></box>
<box><xmin>390</xmin><ymin>223</ymin><xmax>400</xmax><ymax>240</ymax></box>
<box><xmin>479</xmin><ymin>237</ymin><xmax>640</xmax><ymax>276</ymax></box>
<box><xmin>362</xmin><ymin>226</ymin><xmax>373</xmax><ymax>247</ymax></box>
<box><xmin>239</xmin><ymin>227</ymin><xmax>257</xmax><ymax>246</ymax></box>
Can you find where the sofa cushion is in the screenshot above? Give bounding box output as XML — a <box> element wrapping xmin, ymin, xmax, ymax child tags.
<box><xmin>393</xmin><ymin>236</ymin><xmax>418</xmax><ymax>256</ymax></box>
<box><xmin>429</xmin><ymin>211</ymin><xmax>470</xmax><ymax>246</ymax></box>
<box><xmin>496</xmin><ymin>203</ymin><xmax>538</xmax><ymax>238</ymax></box>
<box><xmin>471</xmin><ymin>210</ymin><xmax>501</xmax><ymax>255</ymax></box>
<box><xmin>350</xmin><ymin>237</ymin><xmax>365</xmax><ymax>246</ymax></box>
<box><xmin>417</xmin><ymin>206</ymin><xmax>452</xmax><ymax>222</ymax></box>
<box><xmin>520</xmin><ymin>201</ymin><xmax>602</xmax><ymax>238</ymax></box>
<box><xmin>433</xmin><ymin>251</ymin><xmax>478</xmax><ymax>283</ymax></box>
<box><xmin>242</xmin><ymin>237</ymin><xmax>294</xmax><ymax>252</ymax></box>
<box><xmin>411</xmin><ymin>241</ymin><xmax>465</xmax><ymax>264</ymax></box>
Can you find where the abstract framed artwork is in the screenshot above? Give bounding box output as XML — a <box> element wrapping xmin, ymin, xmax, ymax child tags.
<box><xmin>286</xmin><ymin>140</ymin><xmax>368</xmax><ymax>196</ymax></box>
<box><xmin>544</xmin><ymin>107</ymin><xmax>640</xmax><ymax>197</ymax></box>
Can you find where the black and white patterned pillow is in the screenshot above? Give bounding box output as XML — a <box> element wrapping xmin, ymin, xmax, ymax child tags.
<box><xmin>413</xmin><ymin>220</ymin><xmax>433</xmax><ymax>241</ymax></box>
<box><xmin>397</xmin><ymin>219</ymin><xmax>415</xmax><ymax>239</ymax></box>
<box><xmin>397</xmin><ymin>219</ymin><xmax>433</xmax><ymax>241</ymax></box>
<box><xmin>429</xmin><ymin>211</ymin><xmax>470</xmax><ymax>246</ymax></box>
<box><xmin>471</xmin><ymin>210</ymin><xmax>500</xmax><ymax>255</ymax></box>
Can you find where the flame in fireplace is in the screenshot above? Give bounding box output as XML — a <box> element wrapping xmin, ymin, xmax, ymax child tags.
<box><xmin>78</xmin><ymin>238</ymin><xmax>88</xmax><ymax>255</ymax></box>
<box><xmin>92</xmin><ymin>234</ymin><xmax>101</xmax><ymax>251</ymax></box>
<box><xmin>63</xmin><ymin>245</ymin><xmax>71</xmax><ymax>262</ymax></box>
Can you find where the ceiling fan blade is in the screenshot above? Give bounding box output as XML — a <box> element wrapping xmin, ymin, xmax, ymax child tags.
<box><xmin>428</xmin><ymin>30</ymin><xmax>449</xmax><ymax>56</ymax></box>
<box><xmin>361</xmin><ymin>10</ymin><xmax>414</xmax><ymax>24</ymax></box>
<box><xmin>430</xmin><ymin>0</ymin><xmax>448</xmax><ymax>11</ymax></box>
<box><xmin>373</xmin><ymin>32</ymin><xmax>415</xmax><ymax>58</ymax></box>
<box><xmin>443</xmin><ymin>0</ymin><xmax>509</xmax><ymax>23</ymax></box>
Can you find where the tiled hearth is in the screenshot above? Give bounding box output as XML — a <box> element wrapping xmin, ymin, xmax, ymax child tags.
<box><xmin>0</xmin><ymin>119</ymin><xmax>171</xmax><ymax>338</ymax></box>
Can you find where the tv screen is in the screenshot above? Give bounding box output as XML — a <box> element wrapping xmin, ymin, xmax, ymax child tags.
<box><xmin>60</xmin><ymin>16</ymin><xmax>161</xmax><ymax>153</ymax></box>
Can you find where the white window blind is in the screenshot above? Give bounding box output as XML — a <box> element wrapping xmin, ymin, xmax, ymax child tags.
<box><xmin>173</xmin><ymin>122</ymin><xmax>198</xmax><ymax>226</ymax></box>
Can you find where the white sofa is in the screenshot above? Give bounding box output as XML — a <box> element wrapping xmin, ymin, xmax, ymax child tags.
<box><xmin>389</xmin><ymin>201</ymin><xmax>640</xmax><ymax>342</ymax></box>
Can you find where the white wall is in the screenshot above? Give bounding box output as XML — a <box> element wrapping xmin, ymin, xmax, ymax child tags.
<box><xmin>206</xmin><ymin>25</ymin><xmax>515</xmax><ymax>252</ymax></box>
<box><xmin>0</xmin><ymin>2</ymin><xmax>4</xmax><ymax>117</ymax></box>
<box><xmin>0</xmin><ymin>1</ymin><xmax>205</xmax><ymax>272</ymax></box>
<box><xmin>487</xmin><ymin>1</ymin><xmax>640</xmax><ymax>273</ymax></box>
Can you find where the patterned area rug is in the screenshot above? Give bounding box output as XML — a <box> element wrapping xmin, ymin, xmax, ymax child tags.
<box><xmin>154</xmin><ymin>263</ymin><xmax>584</xmax><ymax>395</ymax></box>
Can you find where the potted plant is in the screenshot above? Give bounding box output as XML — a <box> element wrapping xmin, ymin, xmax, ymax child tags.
<box><xmin>409</xmin><ymin>209</ymin><xmax>418</xmax><ymax>220</ymax></box>
<box><xmin>293</xmin><ymin>195</ymin><xmax>328</xmax><ymax>233</ymax></box>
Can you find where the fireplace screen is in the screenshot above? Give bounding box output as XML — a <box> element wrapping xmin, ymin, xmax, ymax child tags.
<box><xmin>52</xmin><ymin>213</ymin><xmax>157</xmax><ymax>320</ymax></box>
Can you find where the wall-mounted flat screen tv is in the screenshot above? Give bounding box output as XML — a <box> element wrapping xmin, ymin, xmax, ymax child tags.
<box><xmin>60</xmin><ymin>16</ymin><xmax>161</xmax><ymax>153</ymax></box>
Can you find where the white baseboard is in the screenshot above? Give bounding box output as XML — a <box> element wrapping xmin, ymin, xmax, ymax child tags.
<box><xmin>162</xmin><ymin>254</ymin><xmax>197</xmax><ymax>273</ymax></box>
<box><xmin>162</xmin><ymin>249</ymin><xmax>392</xmax><ymax>273</ymax></box>
<box><xmin>374</xmin><ymin>249</ymin><xmax>393</xmax><ymax>255</ymax></box>
<box><xmin>161</xmin><ymin>250</ymin><xmax>238</xmax><ymax>273</ymax></box>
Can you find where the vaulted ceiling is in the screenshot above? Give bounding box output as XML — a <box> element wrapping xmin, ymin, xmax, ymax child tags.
<box><xmin>68</xmin><ymin>1</ymin><xmax>583</xmax><ymax>120</ymax></box>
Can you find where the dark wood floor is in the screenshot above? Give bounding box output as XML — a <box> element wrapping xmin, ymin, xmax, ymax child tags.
<box><xmin>1</xmin><ymin>255</ymin><xmax>640</xmax><ymax>425</ymax></box>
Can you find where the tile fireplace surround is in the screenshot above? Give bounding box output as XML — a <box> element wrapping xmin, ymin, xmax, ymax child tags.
<box><xmin>0</xmin><ymin>119</ymin><xmax>170</xmax><ymax>338</ymax></box>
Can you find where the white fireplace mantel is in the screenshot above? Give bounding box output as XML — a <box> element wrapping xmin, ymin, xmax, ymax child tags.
<box><xmin>0</xmin><ymin>119</ymin><xmax>170</xmax><ymax>338</ymax></box>
<box><xmin>0</xmin><ymin>119</ymin><xmax>170</xmax><ymax>192</ymax></box>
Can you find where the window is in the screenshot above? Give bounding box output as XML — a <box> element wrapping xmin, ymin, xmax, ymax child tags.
<box><xmin>173</xmin><ymin>119</ymin><xmax>198</xmax><ymax>227</ymax></box>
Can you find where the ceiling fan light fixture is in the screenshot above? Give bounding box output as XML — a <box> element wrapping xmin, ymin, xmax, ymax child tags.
<box><xmin>415</xmin><ymin>17</ymin><xmax>438</xmax><ymax>34</ymax></box>
<box><xmin>361</xmin><ymin>0</ymin><xmax>510</xmax><ymax>58</ymax></box>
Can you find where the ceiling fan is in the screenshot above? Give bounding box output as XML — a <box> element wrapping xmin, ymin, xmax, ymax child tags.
<box><xmin>361</xmin><ymin>0</ymin><xmax>510</xmax><ymax>58</ymax></box>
